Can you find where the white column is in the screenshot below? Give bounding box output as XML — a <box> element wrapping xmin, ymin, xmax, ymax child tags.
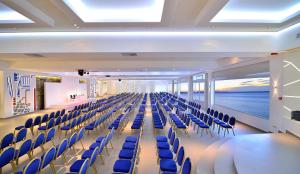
<box><xmin>188</xmin><ymin>76</ymin><xmax>193</xmax><ymax>101</ymax></box>
<box><xmin>206</xmin><ymin>71</ymin><xmax>213</xmax><ymax>109</ymax></box>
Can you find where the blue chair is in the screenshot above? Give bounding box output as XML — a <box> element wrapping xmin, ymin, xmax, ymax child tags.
<box><xmin>15</xmin><ymin>158</ymin><xmax>41</xmax><ymax>174</ymax></box>
<box><xmin>15</xmin><ymin>118</ymin><xmax>33</xmax><ymax>135</ymax></box>
<box><xmin>55</xmin><ymin>138</ymin><xmax>68</xmax><ymax>163</ymax></box>
<box><xmin>38</xmin><ymin>118</ymin><xmax>55</xmax><ymax>131</ymax></box>
<box><xmin>15</xmin><ymin>139</ymin><xmax>33</xmax><ymax>165</ymax></box>
<box><xmin>40</xmin><ymin>147</ymin><xmax>56</xmax><ymax>173</ymax></box>
<box><xmin>45</xmin><ymin>127</ymin><xmax>56</xmax><ymax>146</ymax></box>
<box><xmin>0</xmin><ymin>147</ymin><xmax>17</xmax><ymax>173</ymax></box>
<box><xmin>159</xmin><ymin>146</ymin><xmax>185</xmax><ymax>173</ymax></box>
<box><xmin>181</xmin><ymin>157</ymin><xmax>192</xmax><ymax>174</ymax></box>
<box><xmin>33</xmin><ymin>116</ymin><xmax>42</xmax><ymax>135</ymax></box>
<box><xmin>14</xmin><ymin>128</ymin><xmax>27</xmax><ymax>145</ymax></box>
<box><xmin>0</xmin><ymin>133</ymin><xmax>14</xmax><ymax>152</ymax></box>
<box><xmin>157</xmin><ymin>132</ymin><xmax>175</xmax><ymax>150</ymax></box>
<box><xmin>158</xmin><ymin>138</ymin><xmax>179</xmax><ymax>161</ymax></box>
<box><xmin>77</xmin><ymin>128</ymin><xmax>85</xmax><ymax>150</ymax></box>
<box><xmin>220</xmin><ymin>117</ymin><xmax>236</xmax><ymax>136</ymax></box>
<box><xmin>32</xmin><ymin>133</ymin><xmax>45</xmax><ymax>154</ymax></box>
<box><xmin>54</xmin><ymin>116</ymin><xmax>62</xmax><ymax>129</ymax></box>
<box><xmin>49</xmin><ymin>112</ymin><xmax>55</xmax><ymax>120</ymax></box>
<box><xmin>61</xmin><ymin>119</ymin><xmax>77</xmax><ymax>137</ymax></box>
<box><xmin>68</xmin><ymin>133</ymin><xmax>78</xmax><ymax>153</ymax></box>
<box><xmin>70</xmin><ymin>147</ymin><xmax>99</xmax><ymax>174</ymax></box>
<box><xmin>41</xmin><ymin>114</ymin><xmax>49</xmax><ymax>123</ymax></box>
<box><xmin>66</xmin><ymin>159</ymin><xmax>89</xmax><ymax>174</ymax></box>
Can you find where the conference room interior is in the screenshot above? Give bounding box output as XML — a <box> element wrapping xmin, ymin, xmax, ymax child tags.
<box><xmin>0</xmin><ymin>0</ymin><xmax>300</xmax><ymax>174</ymax></box>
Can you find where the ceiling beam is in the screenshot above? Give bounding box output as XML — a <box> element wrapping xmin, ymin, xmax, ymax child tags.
<box><xmin>2</xmin><ymin>0</ymin><xmax>55</xmax><ymax>27</ymax></box>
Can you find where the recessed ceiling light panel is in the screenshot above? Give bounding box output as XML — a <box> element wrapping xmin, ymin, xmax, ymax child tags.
<box><xmin>63</xmin><ymin>0</ymin><xmax>165</xmax><ymax>23</ymax></box>
<box><xmin>0</xmin><ymin>2</ymin><xmax>33</xmax><ymax>24</ymax></box>
<box><xmin>211</xmin><ymin>0</ymin><xmax>300</xmax><ymax>23</ymax></box>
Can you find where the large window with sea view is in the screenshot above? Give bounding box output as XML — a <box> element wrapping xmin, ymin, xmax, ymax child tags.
<box><xmin>193</xmin><ymin>73</ymin><xmax>205</xmax><ymax>102</ymax></box>
<box><xmin>214</xmin><ymin>77</ymin><xmax>270</xmax><ymax>119</ymax></box>
<box><xmin>179</xmin><ymin>82</ymin><xmax>188</xmax><ymax>99</ymax></box>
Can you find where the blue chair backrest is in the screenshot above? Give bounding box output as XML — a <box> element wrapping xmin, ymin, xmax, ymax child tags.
<box><xmin>203</xmin><ymin>115</ymin><xmax>208</xmax><ymax>123</ymax></box>
<box><xmin>71</xmin><ymin>119</ymin><xmax>77</xmax><ymax>128</ymax></box>
<box><xmin>229</xmin><ymin>117</ymin><xmax>236</xmax><ymax>126</ymax></box>
<box><xmin>34</xmin><ymin>116</ymin><xmax>41</xmax><ymax>126</ymax></box>
<box><xmin>177</xmin><ymin>146</ymin><xmax>185</xmax><ymax>166</ymax></box>
<box><xmin>23</xmin><ymin>158</ymin><xmax>41</xmax><ymax>174</ymax></box>
<box><xmin>89</xmin><ymin>147</ymin><xmax>99</xmax><ymax>166</ymax></box>
<box><xmin>223</xmin><ymin>114</ymin><xmax>229</xmax><ymax>122</ymax></box>
<box><xmin>181</xmin><ymin>157</ymin><xmax>191</xmax><ymax>174</ymax></box>
<box><xmin>200</xmin><ymin>113</ymin><xmax>204</xmax><ymax>120</ymax></box>
<box><xmin>167</xmin><ymin>127</ymin><xmax>173</xmax><ymax>139</ymax></box>
<box><xmin>18</xmin><ymin>139</ymin><xmax>32</xmax><ymax>157</ymax></box>
<box><xmin>42</xmin><ymin>114</ymin><xmax>49</xmax><ymax>123</ymax></box>
<box><xmin>55</xmin><ymin>116</ymin><xmax>61</xmax><ymax>126</ymax></box>
<box><xmin>1</xmin><ymin>133</ymin><xmax>14</xmax><ymax>149</ymax></box>
<box><xmin>207</xmin><ymin>117</ymin><xmax>213</xmax><ymax>126</ymax></box>
<box><xmin>55</xmin><ymin>111</ymin><xmax>60</xmax><ymax>118</ymax></box>
<box><xmin>0</xmin><ymin>147</ymin><xmax>15</xmax><ymax>168</ymax></box>
<box><xmin>78</xmin><ymin>159</ymin><xmax>89</xmax><ymax>174</ymax></box>
<box><xmin>16</xmin><ymin>128</ymin><xmax>27</xmax><ymax>143</ymax></box>
<box><xmin>46</xmin><ymin>128</ymin><xmax>56</xmax><ymax>142</ymax></box>
<box><xmin>77</xmin><ymin>128</ymin><xmax>85</xmax><ymax>141</ymax></box>
<box><xmin>218</xmin><ymin>113</ymin><xmax>223</xmax><ymax>120</ymax></box>
<box><xmin>61</xmin><ymin>109</ymin><xmax>65</xmax><ymax>116</ymax></box>
<box><xmin>41</xmin><ymin>147</ymin><xmax>56</xmax><ymax>169</ymax></box>
<box><xmin>170</xmin><ymin>132</ymin><xmax>176</xmax><ymax>145</ymax></box>
<box><xmin>69</xmin><ymin>133</ymin><xmax>78</xmax><ymax>147</ymax></box>
<box><xmin>25</xmin><ymin>118</ymin><xmax>33</xmax><ymax>128</ymax></box>
<box><xmin>49</xmin><ymin>112</ymin><xmax>55</xmax><ymax>119</ymax></box>
<box><xmin>34</xmin><ymin>133</ymin><xmax>45</xmax><ymax>148</ymax></box>
<box><xmin>173</xmin><ymin>138</ymin><xmax>180</xmax><ymax>154</ymax></box>
<box><xmin>206</xmin><ymin>108</ymin><xmax>210</xmax><ymax>114</ymax></box>
<box><xmin>213</xmin><ymin>111</ymin><xmax>219</xmax><ymax>118</ymax></box>
<box><xmin>56</xmin><ymin>139</ymin><xmax>68</xmax><ymax>158</ymax></box>
<box><xmin>62</xmin><ymin>115</ymin><xmax>67</xmax><ymax>123</ymax></box>
<box><xmin>47</xmin><ymin>118</ymin><xmax>55</xmax><ymax>129</ymax></box>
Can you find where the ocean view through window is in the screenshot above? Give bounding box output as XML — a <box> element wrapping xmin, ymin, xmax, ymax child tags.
<box><xmin>214</xmin><ymin>77</ymin><xmax>270</xmax><ymax>119</ymax></box>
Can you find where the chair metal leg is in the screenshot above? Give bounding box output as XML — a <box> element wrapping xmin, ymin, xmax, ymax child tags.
<box><xmin>50</xmin><ymin>162</ymin><xmax>57</xmax><ymax>174</ymax></box>
<box><xmin>232</xmin><ymin>129</ymin><xmax>235</xmax><ymax>136</ymax></box>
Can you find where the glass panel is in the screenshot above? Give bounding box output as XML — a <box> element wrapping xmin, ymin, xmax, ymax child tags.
<box><xmin>214</xmin><ymin>77</ymin><xmax>270</xmax><ymax>119</ymax></box>
<box><xmin>180</xmin><ymin>82</ymin><xmax>188</xmax><ymax>99</ymax></box>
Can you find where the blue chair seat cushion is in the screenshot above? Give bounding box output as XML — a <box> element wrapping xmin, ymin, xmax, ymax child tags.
<box><xmin>70</xmin><ymin>159</ymin><xmax>85</xmax><ymax>172</ymax></box>
<box><xmin>38</xmin><ymin>126</ymin><xmax>47</xmax><ymax>130</ymax></box>
<box><xmin>125</xmin><ymin>136</ymin><xmax>137</xmax><ymax>143</ymax></box>
<box><xmin>81</xmin><ymin>150</ymin><xmax>93</xmax><ymax>159</ymax></box>
<box><xmin>158</xmin><ymin>150</ymin><xmax>173</xmax><ymax>159</ymax></box>
<box><xmin>15</xmin><ymin>126</ymin><xmax>25</xmax><ymax>130</ymax></box>
<box><xmin>113</xmin><ymin>160</ymin><xmax>132</xmax><ymax>173</ymax></box>
<box><xmin>220</xmin><ymin>123</ymin><xmax>232</xmax><ymax>128</ymax></box>
<box><xmin>160</xmin><ymin>159</ymin><xmax>177</xmax><ymax>172</ymax></box>
<box><xmin>89</xmin><ymin>142</ymin><xmax>101</xmax><ymax>150</ymax></box>
<box><xmin>122</xmin><ymin>142</ymin><xmax>136</xmax><ymax>150</ymax></box>
<box><xmin>96</xmin><ymin>136</ymin><xmax>105</xmax><ymax>143</ymax></box>
<box><xmin>61</xmin><ymin>125</ymin><xmax>70</xmax><ymax>130</ymax></box>
<box><xmin>157</xmin><ymin>142</ymin><xmax>170</xmax><ymax>149</ymax></box>
<box><xmin>156</xmin><ymin>136</ymin><xmax>167</xmax><ymax>142</ymax></box>
<box><xmin>119</xmin><ymin>149</ymin><xmax>134</xmax><ymax>159</ymax></box>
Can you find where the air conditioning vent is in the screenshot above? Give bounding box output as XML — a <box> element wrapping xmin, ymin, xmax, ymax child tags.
<box><xmin>24</xmin><ymin>53</ymin><xmax>45</xmax><ymax>58</ymax></box>
<box><xmin>296</xmin><ymin>33</ymin><xmax>300</xmax><ymax>39</ymax></box>
<box><xmin>121</xmin><ymin>53</ymin><xmax>137</xmax><ymax>56</ymax></box>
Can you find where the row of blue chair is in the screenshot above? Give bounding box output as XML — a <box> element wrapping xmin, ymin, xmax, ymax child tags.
<box><xmin>66</xmin><ymin>128</ymin><xmax>116</xmax><ymax>174</ymax></box>
<box><xmin>155</xmin><ymin>127</ymin><xmax>191</xmax><ymax>174</ymax></box>
<box><xmin>113</xmin><ymin>132</ymin><xmax>141</xmax><ymax>174</ymax></box>
<box><xmin>12</xmin><ymin>93</ymin><xmax>131</xmax><ymax>174</ymax></box>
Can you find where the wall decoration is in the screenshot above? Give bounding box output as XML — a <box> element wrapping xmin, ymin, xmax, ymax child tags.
<box><xmin>6</xmin><ymin>72</ymin><xmax>35</xmax><ymax>116</ymax></box>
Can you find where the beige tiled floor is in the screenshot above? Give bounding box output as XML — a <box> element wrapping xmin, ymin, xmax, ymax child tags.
<box><xmin>0</xmin><ymin>97</ymin><xmax>263</xmax><ymax>174</ymax></box>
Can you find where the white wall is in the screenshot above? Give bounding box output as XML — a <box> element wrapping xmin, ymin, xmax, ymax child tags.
<box><xmin>44</xmin><ymin>76</ymin><xmax>87</xmax><ymax>108</ymax></box>
<box><xmin>104</xmin><ymin>80</ymin><xmax>170</xmax><ymax>94</ymax></box>
<box><xmin>267</xmin><ymin>50</ymin><xmax>300</xmax><ymax>137</ymax></box>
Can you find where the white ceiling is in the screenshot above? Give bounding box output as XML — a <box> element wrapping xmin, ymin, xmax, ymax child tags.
<box><xmin>211</xmin><ymin>0</ymin><xmax>300</xmax><ymax>23</ymax></box>
<box><xmin>0</xmin><ymin>0</ymin><xmax>299</xmax><ymax>80</ymax></box>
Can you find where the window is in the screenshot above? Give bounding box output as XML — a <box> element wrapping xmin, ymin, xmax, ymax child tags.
<box><xmin>193</xmin><ymin>82</ymin><xmax>205</xmax><ymax>101</ymax></box>
<box><xmin>168</xmin><ymin>83</ymin><xmax>173</xmax><ymax>93</ymax></box>
<box><xmin>179</xmin><ymin>82</ymin><xmax>188</xmax><ymax>99</ymax></box>
<box><xmin>174</xmin><ymin>82</ymin><xmax>178</xmax><ymax>95</ymax></box>
<box><xmin>214</xmin><ymin>77</ymin><xmax>270</xmax><ymax>119</ymax></box>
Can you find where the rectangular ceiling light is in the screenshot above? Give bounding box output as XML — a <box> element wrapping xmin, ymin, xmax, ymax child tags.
<box><xmin>63</xmin><ymin>0</ymin><xmax>165</xmax><ymax>23</ymax></box>
<box><xmin>0</xmin><ymin>2</ymin><xmax>33</xmax><ymax>24</ymax></box>
<box><xmin>211</xmin><ymin>0</ymin><xmax>300</xmax><ymax>23</ymax></box>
